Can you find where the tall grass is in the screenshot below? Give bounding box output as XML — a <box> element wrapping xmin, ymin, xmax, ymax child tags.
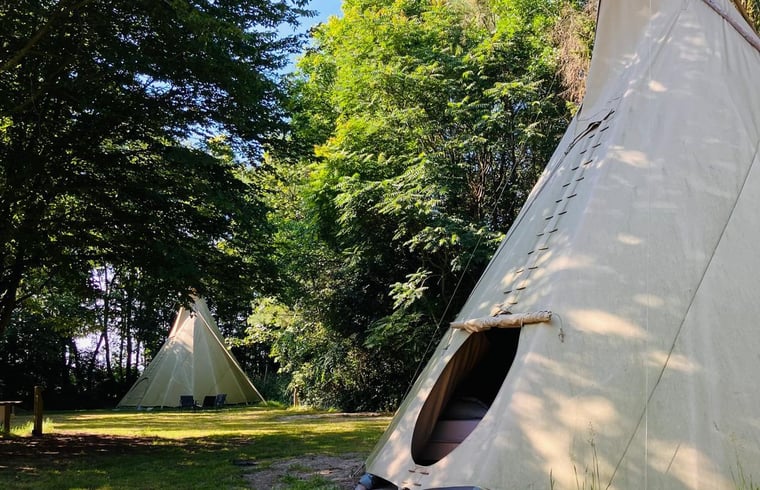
<box><xmin>9</xmin><ymin>417</ymin><xmax>54</xmax><ymax>436</ymax></box>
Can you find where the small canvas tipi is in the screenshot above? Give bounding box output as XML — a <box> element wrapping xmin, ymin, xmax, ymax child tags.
<box><xmin>117</xmin><ymin>298</ymin><xmax>263</xmax><ymax>408</ymax></box>
<box><xmin>362</xmin><ymin>1</ymin><xmax>760</xmax><ymax>489</ymax></box>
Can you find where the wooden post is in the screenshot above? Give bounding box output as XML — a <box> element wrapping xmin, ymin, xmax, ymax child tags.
<box><xmin>32</xmin><ymin>386</ymin><xmax>43</xmax><ymax>436</ymax></box>
<box><xmin>1</xmin><ymin>405</ymin><xmax>10</xmax><ymax>434</ymax></box>
<box><xmin>1</xmin><ymin>401</ymin><xmax>22</xmax><ymax>434</ymax></box>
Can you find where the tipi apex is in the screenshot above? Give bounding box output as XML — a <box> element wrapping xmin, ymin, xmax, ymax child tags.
<box><xmin>118</xmin><ymin>297</ymin><xmax>263</xmax><ymax>408</ymax></box>
<box><xmin>359</xmin><ymin>0</ymin><xmax>760</xmax><ymax>489</ymax></box>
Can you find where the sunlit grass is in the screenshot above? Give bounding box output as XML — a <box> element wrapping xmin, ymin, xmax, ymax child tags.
<box><xmin>1</xmin><ymin>405</ymin><xmax>391</xmax><ymax>489</ymax></box>
<box><xmin>12</xmin><ymin>405</ymin><xmax>368</xmax><ymax>438</ymax></box>
<box><xmin>9</xmin><ymin>417</ymin><xmax>54</xmax><ymax>436</ymax></box>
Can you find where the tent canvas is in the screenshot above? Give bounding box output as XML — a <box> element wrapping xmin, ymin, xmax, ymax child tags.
<box><xmin>117</xmin><ymin>298</ymin><xmax>263</xmax><ymax>408</ymax></box>
<box><xmin>362</xmin><ymin>1</ymin><xmax>760</xmax><ymax>489</ymax></box>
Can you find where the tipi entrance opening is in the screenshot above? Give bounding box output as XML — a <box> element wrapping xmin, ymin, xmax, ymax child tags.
<box><xmin>411</xmin><ymin>327</ymin><xmax>521</xmax><ymax>465</ymax></box>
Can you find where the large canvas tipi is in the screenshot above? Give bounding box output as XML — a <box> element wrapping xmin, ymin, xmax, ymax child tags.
<box><xmin>118</xmin><ymin>298</ymin><xmax>263</xmax><ymax>408</ymax></box>
<box><xmin>361</xmin><ymin>1</ymin><xmax>760</xmax><ymax>489</ymax></box>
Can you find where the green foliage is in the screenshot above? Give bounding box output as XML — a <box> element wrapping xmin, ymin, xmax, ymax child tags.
<box><xmin>0</xmin><ymin>0</ymin><xmax>313</xmax><ymax>410</ymax></box>
<box><xmin>246</xmin><ymin>296</ymin><xmax>407</xmax><ymax>410</ymax></box>
<box><xmin>0</xmin><ymin>308</ymin><xmax>76</xmax><ymax>403</ymax></box>
<box><xmin>251</xmin><ymin>371</ymin><xmax>293</xmax><ymax>404</ymax></box>
<box><xmin>259</xmin><ymin>0</ymin><xmax>574</xmax><ymax>410</ymax></box>
<box><xmin>551</xmin><ymin>0</ymin><xmax>596</xmax><ymax>105</ymax></box>
<box><xmin>735</xmin><ymin>0</ymin><xmax>760</xmax><ymax>32</ymax></box>
<box><xmin>0</xmin><ymin>0</ymin><xmax>305</xmax><ymax>333</ymax></box>
<box><xmin>0</xmin><ymin>0</ymin><xmax>586</xmax><ymax>411</ymax></box>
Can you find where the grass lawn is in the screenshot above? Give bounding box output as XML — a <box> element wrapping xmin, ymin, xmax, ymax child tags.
<box><xmin>0</xmin><ymin>404</ymin><xmax>391</xmax><ymax>489</ymax></box>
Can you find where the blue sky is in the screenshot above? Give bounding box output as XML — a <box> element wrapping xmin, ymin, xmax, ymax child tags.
<box><xmin>281</xmin><ymin>0</ymin><xmax>343</xmax><ymax>35</ymax></box>
<box><xmin>280</xmin><ymin>0</ymin><xmax>343</xmax><ymax>70</ymax></box>
<box><xmin>305</xmin><ymin>0</ymin><xmax>343</xmax><ymax>28</ymax></box>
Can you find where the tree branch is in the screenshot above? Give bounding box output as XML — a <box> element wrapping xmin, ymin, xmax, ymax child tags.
<box><xmin>0</xmin><ymin>0</ymin><xmax>96</xmax><ymax>74</ymax></box>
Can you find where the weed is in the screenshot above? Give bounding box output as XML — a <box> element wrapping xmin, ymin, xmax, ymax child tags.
<box><xmin>732</xmin><ymin>459</ymin><xmax>760</xmax><ymax>490</ymax></box>
<box><xmin>571</xmin><ymin>426</ymin><xmax>602</xmax><ymax>490</ymax></box>
<box><xmin>10</xmin><ymin>417</ymin><xmax>53</xmax><ymax>436</ymax></box>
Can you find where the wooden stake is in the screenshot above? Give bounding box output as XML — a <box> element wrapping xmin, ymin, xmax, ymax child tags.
<box><xmin>32</xmin><ymin>386</ymin><xmax>43</xmax><ymax>436</ymax></box>
<box><xmin>1</xmin><ymin>405</ymin><xmax>10</xmax><ymax>434</ymax></box>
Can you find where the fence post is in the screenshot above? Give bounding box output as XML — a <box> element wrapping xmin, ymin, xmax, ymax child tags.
<box><xmin>32</xmin><ymin>386</ymin><xmax>43</xmax><ymax>436</ymax></box>
<box><xmin>1</xmin><ymin>405</ymin><xmax>10</xmax><ymax>434</ymax></box>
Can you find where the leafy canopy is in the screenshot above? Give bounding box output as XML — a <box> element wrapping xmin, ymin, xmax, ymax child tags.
<box><xmin>0</xmin><ymin>0</ymin><xmax>308</xmax><ymax>333</ymax></box>
<box><xmin>256</xmin><ymin>0</ymin><xmax>575</xmax><ymax>410</ymax></box>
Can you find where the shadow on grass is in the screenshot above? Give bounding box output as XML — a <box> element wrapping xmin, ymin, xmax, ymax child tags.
<box><xmin>0</xmin><ymin>420</ymin><xmax>386</xmax><ymax>489</ymax></box>
<box><xmin>0</xmin><ymin>434</ymin><xmax>258</xmax><ymax>489</ymax></box>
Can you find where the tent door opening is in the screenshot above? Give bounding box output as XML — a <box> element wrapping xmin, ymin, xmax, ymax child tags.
<box><xmin>411</xmin><ymin>327</ymin><xmax>521</xmax><ymax>466</ymax></box>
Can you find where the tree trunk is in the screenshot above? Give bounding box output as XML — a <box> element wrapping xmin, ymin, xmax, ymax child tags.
<box><xmin>0</xmin><ymin>252</ymin><xmax>25</xmax><ymax>336</ymax></box>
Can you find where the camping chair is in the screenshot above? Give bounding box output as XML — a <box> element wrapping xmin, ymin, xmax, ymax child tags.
<box><xmin>179</xmin><ymin>395</ymin><xmax>198</xmax><ymax>410</ymax></box>
<box><xmin>214</xmin><ymin>393</ymin><xmax>226</xmax><ymax>408</ymax></box>
<box><xmin>200</xmin><ymin>394</ymin><xmax>226</xmax><ymax>409</ymax></box>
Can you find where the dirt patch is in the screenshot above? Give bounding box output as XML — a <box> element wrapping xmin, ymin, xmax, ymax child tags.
<box><xmin>244</xmin><ymin>454</ymin><xmax>365</xmax><ymax>489</ymax></box>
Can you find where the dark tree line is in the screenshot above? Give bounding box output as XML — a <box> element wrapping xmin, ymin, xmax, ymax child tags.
<box><xmin>0</xmin><ymin>0</ymin><xmax>306</xmax><ymax>407</ymax></box>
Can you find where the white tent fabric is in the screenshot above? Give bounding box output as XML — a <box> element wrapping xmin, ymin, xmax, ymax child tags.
<box><xmin>117</xmin><ymin>298</ymin><xmax>263</xmax><ymax>408</ymax></box>
<box><xmin>364</xmin><ymin>1</ymin><xmax>760</xmax><ymax>488</ymax></box>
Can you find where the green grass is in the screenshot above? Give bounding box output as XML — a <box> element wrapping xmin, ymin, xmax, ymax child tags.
<box><xmin>278</xmin><ymin>474</ymin><xmax>338</xmax><ymax>489</ymax></box>
<box><xmin>0</xmin><ymin>405</ymin><xmax>391</xmax><ymax>489</ymax></box>
<box><xmin>7</xmin><ymin>417</ymin><xmax>55</xmax><ymax>436</ymax></box>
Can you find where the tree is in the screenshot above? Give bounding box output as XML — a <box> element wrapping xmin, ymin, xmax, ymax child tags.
<box><xmin>551</xmin><ymin>0</ymin><xmax>597</xmax><ymax>105</ymax></box>
<box><xmin>735</xmin><ymin>0</ymin><xmax>760</xmax><ymax>31</ymax></box>
<box><xmin>0</xmin><ymin>0</ymin><xmax>307</xmax><ymax>333</ymax></box>
<box><xmin>259</xmin><ymin>0</ymin><xmax>575</xmax><ymax>410</ymax></box>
